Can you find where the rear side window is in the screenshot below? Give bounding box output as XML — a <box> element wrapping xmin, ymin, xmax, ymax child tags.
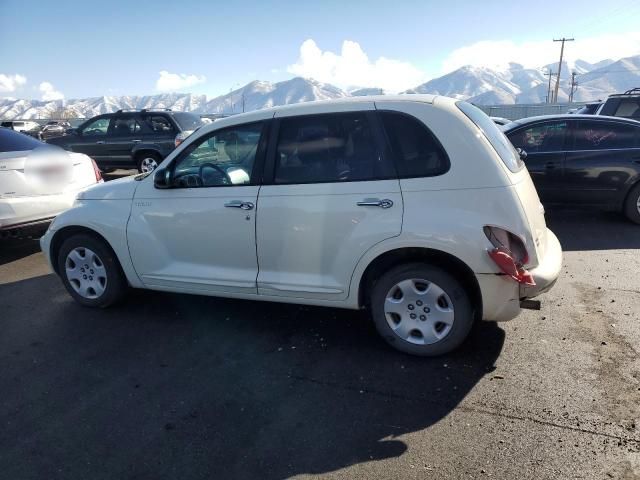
<box><xmin>143</xmin><ymin>115</ymin><xmax>176</xmax><ymax>133</ymax></box>
<box><xmin>274</xmin><ymin>112</ymin><xmax>393</xmax><ymax>184</ymax></box>
<box><xmin>173</xmin><ymin>112</ymin><xmax>204</xmax><ymax>131</ymax></box>
<box><xmin>614</xmin><ymin>99</ymin><xmax>640</xmax><ymax>119</ymax></box>
<box><xmin>379</xmin><ymin>111</ymin><xmax>449</xmax><ymax>178</ymax></box>
<box><xmin>574</xmin><ymin>121</ymin><xmax>638</xmax><ymax>150</ymax></box>
<box><xmin>457</xmin><ymin>101</ymin><xmax>523</xmax><ymax>172</ymax></box>
<box><xmin>0</xmin><ymin>128</ymin><xmax>43</xmax><ymax>152</ymax></box>
<box><xmin>508</xmin><ymin>121</ymin><xmax>568</xmax><ymax>153</ymax></box>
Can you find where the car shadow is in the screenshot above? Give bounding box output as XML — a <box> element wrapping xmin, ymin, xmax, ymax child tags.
<box><xmin>545</xmin><ymin>208</ymin><xmax>640</xmax><ymax>251</ymax></box>
<box><xmin>0</xmin><ymin>238</ymin><xmax>42</xmax><ymax>266</ymax></box>
<box><xmin>0</xmin><ymin>276</ymin><xmax>504</xmax><ymax>480</ymax></box>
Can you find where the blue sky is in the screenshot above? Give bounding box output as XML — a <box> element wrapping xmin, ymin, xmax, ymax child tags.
<box><xmin>1</xmin><ymin>0</ymin><xmax>639</xmax><ymax>100</ymax></box>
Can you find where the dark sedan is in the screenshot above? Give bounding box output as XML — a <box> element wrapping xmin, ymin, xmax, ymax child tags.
<box><xmin>503</xmin><ymin>114</ymin><xmax>640</xmax><ymax>224</ymax></box>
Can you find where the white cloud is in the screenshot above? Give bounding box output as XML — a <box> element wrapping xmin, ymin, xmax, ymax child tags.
<box><xmin>156</xmin><ymin>70</ymin><xmax>206</xmax><ymax>92</ymax></box>
<box><xmin>0</xmin><ymin>74</ymin><xmax>27</xmax><ymax>93</ymax></box>
<box><xmin>287</xmin><ymin>39</ymin><xmax>426</xmax><ymax>93</ymax></box>
<box><xmin>442</xmin><ymin>32</ymin><xmax>640</xmax><ymax>73</ymax></box>
<box><xmin>39</xmin><ymin>82</ymin><xmax>64</xmax><ymax>101</ymax></box>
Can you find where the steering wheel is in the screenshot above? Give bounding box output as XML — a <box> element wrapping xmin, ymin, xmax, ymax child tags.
<box><xmin>198</xmin><ymin>162</ymin><xmax>232</xmax><ymax>185</ymax></box>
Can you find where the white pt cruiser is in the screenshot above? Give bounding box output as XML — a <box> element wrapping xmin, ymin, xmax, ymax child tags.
<box><xmin>41</xmin><ymin>96</ymin><xmax>562</xmax><ymax>356</ymax></box>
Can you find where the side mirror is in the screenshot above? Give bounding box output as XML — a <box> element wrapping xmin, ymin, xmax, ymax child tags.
<box><xmin>65</xmin><ymin>128</ymin><xmax>78</xmax><ymax>135</ymax></box>
<box><xmin>516</xmin><ymin>148</ymin><xmax>528</xmax><ymax>161</ymax></box>
<box><xmin>153</xmin><ymin>167</ymin><xmax>173</xmax><ymax>188</ymax></box>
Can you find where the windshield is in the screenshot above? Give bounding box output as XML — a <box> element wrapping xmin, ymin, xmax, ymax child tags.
<box><xmin>172</xmin><ymin>112</ymin><xmax>205</xmax><ymax>131</ymax></box>
<box><xmin>456</xmin><ymin>101</ymin><xmax>523</xmax><ymax>173</ymax></box>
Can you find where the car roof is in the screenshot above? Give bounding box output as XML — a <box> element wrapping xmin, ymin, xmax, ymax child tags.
<box><xmin>200</xmin><ymin>94</ymin><xmax>441</xmax><ymax>132</ymax></box>
<box><xmin>503</xmin><ymin>114</ymin><xmax>640</xmax><ymax>130</ymax></box>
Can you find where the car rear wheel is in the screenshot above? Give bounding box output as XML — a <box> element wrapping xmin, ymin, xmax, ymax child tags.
<box><xmin>624</xmin><ymin>183</ymin><xmax>640</xmax><ymax>224</ymax></box>
<box><xmin>137</xmin><ymin>153</ymin><xmax>161</xmax><ymax>173</ymax></box>
<box><xmin>57</xmin><ymin>233</ymin><xmax>127</xmax><ymax>307</ymax></box>
<box><xmin>369</xmin><ymin>263</ymin><xmax>474</xmax><ymax>356</ymax></box>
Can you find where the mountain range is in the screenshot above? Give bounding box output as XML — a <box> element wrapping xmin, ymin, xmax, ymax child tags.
<box><xmin>1</xmin><ymin>55</ymin><xmax>638</xmax><ymax>120</ymax></box>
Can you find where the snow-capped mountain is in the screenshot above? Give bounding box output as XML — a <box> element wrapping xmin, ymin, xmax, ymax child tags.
<box><xmin>1</xmin><ymin>55</ymin><xmax>639</xmax><ymax>119</ymax></box>
<box><xmin>203</xmin><ymin>77</ymin><xmax>347</xmax><ymax>114</ymax></box>
<box><xmin>407</xmin><ymin>54</ymin><xmax>640</xmax><ymax>104</ymax></box>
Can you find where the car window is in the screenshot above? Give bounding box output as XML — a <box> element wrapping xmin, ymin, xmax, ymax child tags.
<box><xmin>614</xmin><ymin>99</ymin><xmax>640</xmax><ymax>119</ymax></box>
<box><xmin>173</xmin><ymin>122</ymin><xmax>262</xmax><ymax>187</ymax></box>
<box><xmin>81</xmin><ymin>117</ymin><xmax>110</xmax><ymax>137</ymax></box>
<box><xmin>574</xmin><ymin>121</ymin><xmax>638</xmax><ymax>150</ymax></box>
<box><xmin>172</xmin><ymin>112</ymin><xmax>204</xmax><ymax>131</ymax></box>
<box><xmin>111</xmin><ymin>116</ymin><xmax>142</xmax><ymax>136</ymax></box>
<box><xmin>0</xmin><ymin>128</ymin><xmax>44</xmax><ymax>151</ymax></box>
<box><xmin>380</xmin><ymin>111</ymin><xmax>449</xmax><ymax>178</ymax></box>
<box><xmin>274</xmin><ymin>112</ymin><xmax>392</xmax><ymax>184</ymax></box>
<box><xmin>143</xmin><ymin>115</ymin><xmax>175</xmax><ymax>134</ymax></box>
<box><xmin>507</xmin><ymin>121</ymin><xmax>568</xmax><ymax>153</ymax></box>
<box><xmin>456</xmin><ymin>101</ymin><xmax>523</xmax><ymax>172</ymax></box>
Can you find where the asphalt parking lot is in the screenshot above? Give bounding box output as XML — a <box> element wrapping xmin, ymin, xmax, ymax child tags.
<box><xmin>1</xmin><ymin>197</ymin><xmax>639</xmax><ymax>479</ymax></box>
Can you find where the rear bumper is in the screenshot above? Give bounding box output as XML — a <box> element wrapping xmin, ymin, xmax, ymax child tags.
<box><xmin>520</xmin><ymin>229</ymin><xmax>563</xmax><ymax>299</ymax></box>
<box><xmin>476</xmin><ymin>228</ymin><xmax>562</xmax><ymax>322</ymax></box>
<box><xmin>0</xmin><ymin>191</ymin><xmax>79</xmax><ymax>233</ymax></box>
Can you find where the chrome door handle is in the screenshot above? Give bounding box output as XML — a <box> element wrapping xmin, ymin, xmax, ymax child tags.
<box><xmin>96</xmin><ymin>141</ymin><xmax>105</xmax><ymax>144</ymax></box>
<box><xmin>132</xmin><ymin>139</ymin><xmax>142</xmax><ymax>143</ymax></box>
<box><xmin>225</xmin><ymin>201</ymin><xmax>254</xmax><ymax>210</ymax></box>
<box><xmin>357</xmin><ymin>198</ymin><xmax>394</xmax><ymax>209</ymax></box>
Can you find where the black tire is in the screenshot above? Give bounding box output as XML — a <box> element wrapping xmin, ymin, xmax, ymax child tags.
<box><xmin>624</xmin><ymin>183</ymin><xmax>640</xmax><ymax>224</ymax></box>
<box><xmin>136</xmin><ymin>152</ymin><xmax>162</xmax><ymax>173</ymax></box>
<box><xmin>369</xmin><ymin>263</ymin><xmax>474</xmax><ymax>356</ymax></box>
<box><xmin>57</xmin><ymin>233</ymin><xmax>127</xmax><ymax>307</ymax></box>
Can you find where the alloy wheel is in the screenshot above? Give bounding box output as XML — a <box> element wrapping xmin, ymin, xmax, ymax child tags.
<box><xmin>140</xmin><ymin>157</ymin><xmax>158</xmax><ymax>173</ymax></box>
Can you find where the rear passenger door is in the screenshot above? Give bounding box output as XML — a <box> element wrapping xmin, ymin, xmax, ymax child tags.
<box><xmin>564</xmin><ymin>120</ymin><xmax>640</xmax><ymax>206</ymax></box>
<box><xmin>256</xmin><ymin>105</ymin><xmax>402</xmax><ymax>300</ymax></box>
<box><xmin>505</xmin><ymin>120</ymin><xmax>568</xmax><ymax>204</ymax></box>
<box><xmin>105</xmin><ymin>114</ymin><xmax>144</xmax><ymax>167</ymax></box>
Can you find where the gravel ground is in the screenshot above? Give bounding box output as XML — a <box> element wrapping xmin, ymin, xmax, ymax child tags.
<box><xmin>0</xmin><ymin>208</ymin><xmax>638</xmax><ymax>480</ymax></box>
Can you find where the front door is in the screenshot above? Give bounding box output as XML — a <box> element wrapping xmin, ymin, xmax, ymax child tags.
<box><xmin>127</xmin><ymin>120</ymin><xmax>268</xmax><ymax>295</ymax></box>
<box><xmin>256</xmin><ymin>107</ymin><xmax>402</xmax><ymax>300</ymax></box>
<box><xmin>506</xmin><ymin>120</ymin><xmax>568</xmax><ymax>205</ymax></box>
<box><xmin>70</xmin><ymin>116</ymin><xmax>113</xmax><ymax>162</ymax></box>
<box><xmin>564</xmin><ymin>119</ymin><xmax>640</xmax><ymax>206</ymax></box>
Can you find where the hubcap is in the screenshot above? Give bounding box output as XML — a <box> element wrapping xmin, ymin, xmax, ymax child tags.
<box><xmin>65</xmin><ymin>247</ymin><xmax>107</xmax><ymax>299</ymax></box>
<box><xmin>384</xmin><ymin>278</ymin><xmax>454</xmax><ymax>345</ymax></box>
<box><xmin>141</xmin><ymin>157</ymin><xmax>158</xmax><ymax>173</ymax></box>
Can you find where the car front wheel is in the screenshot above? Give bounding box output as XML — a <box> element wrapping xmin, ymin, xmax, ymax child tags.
<box><xmin>369</xmin><ymin>263</ymin><xmax>474</xmax><ymax>356</ymax></box>
<box><xmin>57</xmin><ymin>233</ymin><xmax>127</xmax><ymax>307</ymax></box>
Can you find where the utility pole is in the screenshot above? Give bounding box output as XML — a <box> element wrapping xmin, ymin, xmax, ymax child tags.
<box><xmin>569</xmin><ymin>72</ymin><xmax>578</xmax><ymax>103</ymax></box>
<box><xmin>544</xmin><ymin>71</ymin><xmax>556</xmax><ymax>104</ymax></box>
<box><xmin>553</xmin><ymin>37</ymin><xmax>574</xmax><ymax>103</ymax></box>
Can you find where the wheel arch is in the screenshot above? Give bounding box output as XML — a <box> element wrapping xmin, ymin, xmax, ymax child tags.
<box><xmin>356</xmin><ymin>247</ymin><xmax>482</xmax><ymax>320</ymax></box>
<box><xmin>50</xmin><ymin>226</ymin><xmax>122</xmax><ymax>277</ymax></box>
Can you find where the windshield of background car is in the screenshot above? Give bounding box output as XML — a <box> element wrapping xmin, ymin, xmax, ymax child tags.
<box><xmin>456</xmin><ymin>101</ymin><xmax>523</xmax><ymax>172</ymax></box>
<box><xmin>0</xmin><ymin>128</ymin><xmax>43</xmax><ymax>152</ymax></box>
<box><xmin>173</xmin><ymin>112</ymin><xmax>205</xmax><ymax>131</ymax></box>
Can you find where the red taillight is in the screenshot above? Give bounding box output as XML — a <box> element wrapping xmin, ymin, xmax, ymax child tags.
<box><xmin>484</xmin><ymin>226</ymin><xmax>535</xmax><ymax>286</ymax></box>
<box><xmin>91</xmin><ymin>158</ymin><xmax>102</xmax><ymax>182</ymax></box>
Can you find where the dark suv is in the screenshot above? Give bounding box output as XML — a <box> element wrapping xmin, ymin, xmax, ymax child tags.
<box><xmin>47</xmin><ymin>109</ymin><xmax>204</xmax><ymax>173</ymax></box>
<box><xmin>597</xmin><ymin>88</ymin><xmax>640</xmax><ymax>120</ymax></box>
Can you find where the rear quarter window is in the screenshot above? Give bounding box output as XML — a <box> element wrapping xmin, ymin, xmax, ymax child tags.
<box><xmin>379</xmin><ymin>111</ymin><xmax>449</xmax><ymax>178</ymax></box>
<box><xmin>172</xmin><ymin>112</ymin><xmax>204</xmax><ymax>131</ymax></box>
<box><xmin>456</xmin><ymin>101</ymin><xmax>523</xmax><ymax>172</ymax></box>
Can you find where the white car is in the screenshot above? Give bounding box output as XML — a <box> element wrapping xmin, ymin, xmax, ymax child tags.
<box><xmin>1</xmin><ymin>120</ymin><xmax>41</xmax><ymax>133</ymax></box>
<box><xmin>40</xmin><ymin>96</ymin><xmax>562</xmax><ymax>356</ymax></box>
<box><xmin>0</xmin><ymin>128</ymin><xmax>102</xmax><ymax>238</ymax></box>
